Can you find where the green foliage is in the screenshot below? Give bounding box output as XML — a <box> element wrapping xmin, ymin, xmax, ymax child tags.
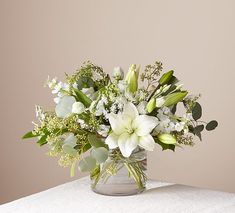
<box><xmin>78</xmin><ymin>156</ymin><xmax>96</xmax><ymax>172</ymax></box>
<box><xmin>192</xmin><ymin>102</ymin><xmax>202</xmax><ymax>121</ymax></box>
<box><xmin>37</xmin><ymin>135</ymin><xmax>47</xmax><ymax>146</ymax></box>
<box><xmin>154</xmin><ymin>137</ymin><xmax>175</xmax><ymax>151</ymax></box>
<box><xmin>163</xmin><ymin>91</ymin><xmax>188</xmax><ymax>107</ymax></box>
<box><xmin>88</xmin><ymin>134</ymin><xmax>108</xmax><ymax>148</ymax></box>
<box><xmin>74</xmin><ymin>89</ymin><xmax>92</xmax><ymax>107</ymax></box>
<box><xmin>91</xmin><ymin>147</ymin><xmax>109</xmax><ymax>164</ymax></box>
<box><xmin>158</xmin><ymin>70</ymin><xmax>174</xmax><ymax>85</ymax></box>
<box><xmin>193</xmin><ymin>125</ymin><xmax>204</xmax><ymax>141</ymax></box>
<box><xmin>22</xmin><ymin>131</ymin><xmax>39</xmax><ymax>139</ymax></box>
<box><xmin>206</xmin><ymin>120</ymin><xmax>218</xmax><ymax>131</ymax></box>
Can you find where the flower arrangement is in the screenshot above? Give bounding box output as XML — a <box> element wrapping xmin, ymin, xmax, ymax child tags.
<box><xmin>23</xmin><ymin>61</ymin><xmax>218</xmax><ymax>195</ymax></box>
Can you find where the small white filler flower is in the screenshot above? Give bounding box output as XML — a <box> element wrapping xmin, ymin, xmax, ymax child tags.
<box><xmin>105</xmin><ymin>102</ymin><xmax>159</xmax><ymax>157</ymax></box>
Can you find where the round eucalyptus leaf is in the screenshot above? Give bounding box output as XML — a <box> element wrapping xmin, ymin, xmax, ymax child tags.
<box><xmin>192</xmin><ymin>102</ymin><xmax>202</xmax><ymax>121</ymax></box>
<box><xmin>62</xmin><ymin>144</ymin><xmax>77</xmax><ymax>156</ymax></box>
<box><xmin>206</xmin><ymin>120</ymin><xmax>218</xmax><ymax>131</ymax></box>
<box><xmin>91</xmin><ymin>147</ymin><xmax>109</xmax><ymax>164</ymax></box>
<box><xmin>78</xmin><ymin>156</ymin><xmax>96</xmax><ymax>172</ymax></box>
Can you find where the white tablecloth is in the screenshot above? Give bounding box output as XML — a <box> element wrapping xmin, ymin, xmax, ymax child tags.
<box><xmin>1</xmin><ymin>177</ymin><xmax>235</xmax><ymax>213</ymax></box>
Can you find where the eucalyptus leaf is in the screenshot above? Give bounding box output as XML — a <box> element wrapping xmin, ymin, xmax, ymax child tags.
<box><xmin>192</xmin><ymin>102</ymin><xmax>202</xmax><ymax>121</ymax></box>
<box><xmin>163</xmin><ymin>91</ymin><xmax>188</xmax><ymax>107</ymax></box>
<box><xmin>91</xmin><ymin>147</ymin><xmax>109</xmax><ymax>164</ymax></box>
<box><xmin>22</xmin><ymin>131</ymin><xmax>39</xmax><ymax>139</ymax></box>
<box><xmin>159</xmin><ymin>70</ymin><xmax>174</xmax><ymax>85</ymax></box>
<box><xmin>206</xmin><ymin>120</ymin><xmax>218</xmax><ymax>131</ymax></box>
<box><xmin>62</xmin><ymin>144</ymin><xmax>77</xmax><ymax>156</ymax></box>
<box><xmin>88</xmin><ymin>134</ymin><xmax>108</xmax><ymax>148</ymax></box>
<box><xmin>78</xmin><ymin>156</ymin><xmax>96</xmax><ymax>172</ymax></box>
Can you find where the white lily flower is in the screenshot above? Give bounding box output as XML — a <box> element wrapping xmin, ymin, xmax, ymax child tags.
<box><xmin>55</xmin><ymin>96</ymin><xmax>76</xmax><ymax>118</ymax></box>
<box><xmin>105</xmin><ymin>102</ymin><xmax>159</xmax><ymax>157</ymax></box>
<box><xmin>72</xmin><ymin>102</ymin><xmax>85</xmax><ymax>114</ymax></box>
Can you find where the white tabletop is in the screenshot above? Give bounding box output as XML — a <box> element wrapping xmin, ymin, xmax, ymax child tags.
<box><xmin>1</xmin><ymin>177</ymin><xmax>235</xmax><ymax>213</ymax></box>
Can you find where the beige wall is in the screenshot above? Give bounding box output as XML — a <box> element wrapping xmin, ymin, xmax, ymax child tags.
<box><xmin>0</xmin><ymin>0</ymin><xmax>234</xmax><ymax>204</ymax></box>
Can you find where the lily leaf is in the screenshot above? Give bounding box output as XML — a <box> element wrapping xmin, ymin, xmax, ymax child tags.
<box><xmin>37</xmin><ymin>135</ymin><xmax>47</xmax><ymax>146</ymax></box>
<box><xmin>22</xmin><ymin>131</ymin><xmax>39</xmax><ymax>139</ymax></box>
<box><xmin>78</xmin><ymin>156</ymin><xmax>96</xmax><ymax>172</ymax></box>
<box><xmin>206</xmin><ymin>120</ymin><xmax>218</xmax><ymax>131</ymax></box>
<box><xmin>163</xmin><ymin>91</ymin><xmax>188</xmax><ymax>107</ymax></box>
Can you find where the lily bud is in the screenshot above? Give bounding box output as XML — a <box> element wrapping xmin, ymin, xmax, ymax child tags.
<box><xmin>155</xmin><ymin>97</ymin><xmax>165</xmax><ymax>107</ymax></box>
<box><xmin>146</xmin><ymin>98</ymin><xmax>156</xmax><ymax>113</ymax></box>
<box><xmin>113</xmin><ymin>67</ymin><xmax>124</xmax><ymax>80</ymax></box>
<box><xmin>157</xmin><ymin>133</ymin><xmax>176</xmax><ymax>144</ymax></box>
<box><xmin>125</xmin><ymin>64</ymin><xmax>140</xmax><ymax>93</ymax></box>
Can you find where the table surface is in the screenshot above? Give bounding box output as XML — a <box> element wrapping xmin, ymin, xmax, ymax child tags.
<box><xmin>1</xmin><ymin>177</ymin><xmax>235</xmax><ymax>213</ymax></box>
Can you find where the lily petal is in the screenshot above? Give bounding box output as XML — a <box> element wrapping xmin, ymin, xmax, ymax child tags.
<box><xmin>139</xmin><ymin>134</ymin><xmax>155</xmax><ymax>151</ymax></box>
<box><xmin>108</xmin><ymin>113</ymin><xmax>126</xmax><ymax>135</ymax></box>
<box><xmin>133</xmin><ymin>115</ymin><xmax>159</xmax><ymax>136</ymax></box>
<box><xmin>122</xmin><ymin>102</ymin><xmax>139</xmax><ymax>120</ymax></box>
<box><xmin>118</xmin><ymin>132</ymin><xmax>138</xmax><ymax>157</ymax></box>
<box><xmin>105</xmin><ymin>132</ymin><xmax>119</xmax><ymax>149</ymax></box>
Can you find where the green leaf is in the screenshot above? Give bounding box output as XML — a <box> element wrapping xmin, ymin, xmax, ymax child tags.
<box><xmin>91</xmin><ymin>147</ymin><xmax>109</xmax><ymax>164</ymax></box>
<box><xmin>157</xmin><ymin>133</ymin><xmax>177</xmax><ymax>144</ymax></box>
<box><xmin>192</xmin><ymin>102</ymin><xmax>202</xmax><ymax>121</ymax></box>
<box><xmin>74</xmin><ymin>89</ymin><xmax>92</xmax><ymax>107</ymax></box>
<box><xmin>159</xmin><ymin>70</ymin><xmax>174</xmax><ymax>85</ymax></box>
<box><xmin>163</xmin><ymin>91</ymin><xmax>188</xmax><ymax>107</ymax></box>
<box><xmin>62</xmin><ymin>144</ymin><xmax>77</xmax><ymax>156</ymax></box>
<box><xmin>88</xmin><ymin>134</ymin><xmax>108</xmax><ymax>148</ymax></box>
<box><xmin>171</xmin><ymin>104</ymin><xmax>177</xmax><ymax>114</ymax></box>
<box><xmin>206</xmin><ymin>120</ymin><xmax>218</xmax><ymax>131</ymax></box>
<box><xmin>154</xmin><ymin>138</ymin><xmax>175</xmax><ymax>151</ymax></box>
<box><xmin>194</xmin><ymin>125</ymin><xmax>204</xmax><ymax>141</ymax></box>
<box><xmin>22</xmin><ymin>131</ymin><xmax>39</xmax><ymax>139</ymax></box>
<box><xmin>37</xmin><ymin>135</ymin><xmax>47</xmax><ymax>146</ymax></box>
<box><xmin>77</xmin><ymin>76</ymin><xmax>94</xmax><ymax>90</ymax></box>
<box><xmin>78</xmin><ymin>156</ymin><xmax>96</xmax><ymax>172</ymax></box>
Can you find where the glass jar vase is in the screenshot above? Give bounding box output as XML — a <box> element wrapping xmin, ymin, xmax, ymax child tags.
<box><xmin>90</xmin><ymin>148</ymin><xmax>147</xmax><ymax>196</ymax></box>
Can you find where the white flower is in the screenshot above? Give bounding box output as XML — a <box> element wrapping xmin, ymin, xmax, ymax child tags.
<box><xmin>97</xmin><ymin>125</ymin><xmax>110</xmax><ymax>137</ymax></box>
<box><xmin>155</xmin><ymin>97</ymin><xmax>165</xmax><ymax>107</ymax></box>
<box><xmin>175</xmin><ymin>122</ymin><xmax>185</xmax><ymax>132</ymax></box>
<box><xmin>137</xmin><ymin>101</ymin><xmax>147</xmax><ymax>114</ymax></box>
<box><xmin>52</xmin><ymin>82</ymin><xmax>69</xmax><ymax>94</ymax></box>
<box><xmin>113</xmin><ymin>67</ymin><xmax>124</xmax><ymax>80</ymax></box>
<box><xmin>81</xmin><ymin>87</ymin><xmax>95</xmax><ymax>98</ymax></box>
<box><xmin>72</xmin><ymin>102</ymin><xmax>85</xmax><ymax>114</ymax></box>
<box><xmin>55</xmin><ymin>96</ymin><xmax>76</xmax><ymax>118</ymax></box>
<box><xmin>105</xmin><ymin>102</ymin><xmax>159</xmax><ymax>157</ymax></box>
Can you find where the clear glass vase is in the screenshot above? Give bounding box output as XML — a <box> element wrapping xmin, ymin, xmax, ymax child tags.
<box><xmin>90</xmin><ymin>148</ymin><xmax>147</xmax><ymax>196</ymax></box>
